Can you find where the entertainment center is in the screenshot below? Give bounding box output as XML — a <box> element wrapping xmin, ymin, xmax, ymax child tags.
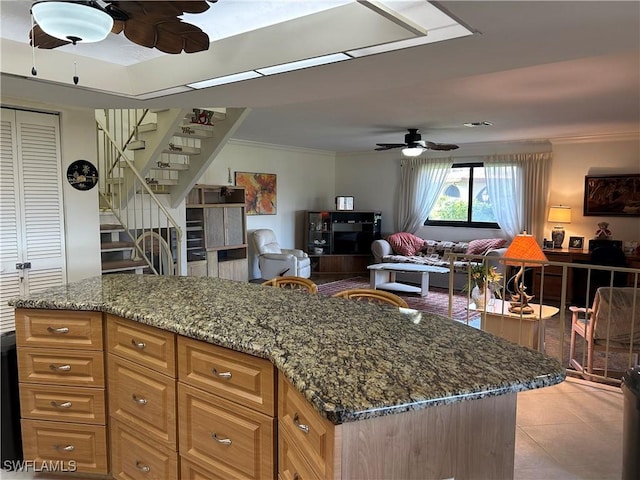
<box><xmin>304</xmin><ymin>211</ymin><xmax>381</xmax><ymax>274</ymax></box>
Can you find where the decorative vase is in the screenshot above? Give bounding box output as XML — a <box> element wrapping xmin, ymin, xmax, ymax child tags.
<box><xmin>472</xmin><ymin>283</ymin><xmax>492</xmax><ymax>308</ymax></box>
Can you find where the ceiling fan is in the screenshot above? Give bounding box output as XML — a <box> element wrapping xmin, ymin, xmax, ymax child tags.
<box><xmin>29</xmin><ymin>0</ymin><xmax>216</xmax><ymax>54</ymax></box>
<box><xmin>375</xmin><ymin>128</ymin><xmax>459</xmax><ymax>156</ymax></box>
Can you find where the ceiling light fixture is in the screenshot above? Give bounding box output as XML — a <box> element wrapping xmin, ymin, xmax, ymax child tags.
<box><xmin>402</xmin><ymin>142</ymin><xmax>425</xmax><ymax>157</ymax></box>
<box><xmin>31</xmin><ymin>0</ymin><xmax>114</xmax><ymax>45</ymax></box>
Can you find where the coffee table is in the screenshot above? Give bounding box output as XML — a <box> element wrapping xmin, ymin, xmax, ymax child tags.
<box><xmin>367</xmin><ymin>263</ymin><xmax>450</xmax><ymax>297</ymax></box>
<box><xmin>469</xmin><ymin>299</ymin><xmax>559</xmax><ymax>352</ymax></box>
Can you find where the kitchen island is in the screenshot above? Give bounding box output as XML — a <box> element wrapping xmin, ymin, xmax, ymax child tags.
<box><xmin>10</xmin><ymin>274</ymin><xmax>564</xmax><ymax>479</ymax></box>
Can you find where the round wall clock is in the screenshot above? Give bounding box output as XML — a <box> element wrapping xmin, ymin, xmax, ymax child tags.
<box><xmin>67</xmin><ymin>160</ymin><xmax>98</xmax><ymax>191</ymax></box>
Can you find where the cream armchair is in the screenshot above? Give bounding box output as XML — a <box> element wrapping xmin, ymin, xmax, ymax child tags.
<box><xmin>252</xmin><ymin>229</ymin><xmax>311</xmax><ymax>280</ymax></box>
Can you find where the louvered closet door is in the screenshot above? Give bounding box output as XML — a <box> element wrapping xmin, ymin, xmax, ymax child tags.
<box><xmin>0</xmin><ymin>108</ymin><xmax>66</xmax><ymax>333</ymax></box>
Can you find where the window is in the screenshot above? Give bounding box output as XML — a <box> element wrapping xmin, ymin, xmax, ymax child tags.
<box><xmin>425</xmin><ymin>163</ymin><xmax>499</xmax><ymax>228</ymax></box>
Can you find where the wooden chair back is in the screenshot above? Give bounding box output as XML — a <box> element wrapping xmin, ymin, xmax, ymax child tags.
<box><xmin>332</xmin><ymin>288</ymin><xmax>409</xmax><ymax>308</ymax></box>
<box><xmin>262</xmin><ymin>276</ymin><xmax>318</xmax><ymax>294</ymax></box>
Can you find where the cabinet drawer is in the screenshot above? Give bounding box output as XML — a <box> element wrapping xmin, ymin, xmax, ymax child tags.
<box><xmin>279</xmin><ymin>426</ymin><xmax>322</xmax><ymax>480</ymax></box>
<box><xmin>21</xmin><ymin>419</ymin><xmax>108</xmax><ymax>474</ymax></box>
<box><xmin>111</xmin><ymin>420</ymin><xmax>178</xmax><ymax>480</ymax></box>
<box><xmin>107</xmin><ymin>315</ymin><xmax>176</xmax><ymax>377</ymax></box>
<box><xmin>15</xmin><ymin>309</ymin><xmax>103</xmax><ymax>350</ymax></box>
<box><xmin>20</xmin><ymin>384</ymin><xmax>105</xmax><ymax>424</ymax></box>
<box><xmin>178</xmin><ymin>383</ymin><xmax>275</xmax><ymax>480</ymax></box>
<box><xmin>178</xmin><ymin>336</ymin><xmax>275</xmax><ymax>416</ymax></box>
<box><xmin>181</xmin><ymin>457</ymin><xmax>233</xmax><ymax>480</ymax></box>
<box><xmin>108</xmin><ymin>355</ymin><xmax>177</xmax><ymax>448</ymax></box>
<box><xmin>18</xmin><ymin>347</ymin><xmax>104</xmax><ymax>387</ymax></box>
<box><xmin>278</xmin><ymin>374</ymin><xmax>335</xmax><ymax>480</ymax></box>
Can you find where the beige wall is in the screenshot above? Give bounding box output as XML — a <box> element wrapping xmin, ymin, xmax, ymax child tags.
<box><xmin>200</xmin><ymin>139</ymin><xmax>336</xmax><ymax>279</ymax></box>
<box><xmin>335</xmin><ymin>136</ymin><xmax>640</xmax><ymax>245</ymax></box>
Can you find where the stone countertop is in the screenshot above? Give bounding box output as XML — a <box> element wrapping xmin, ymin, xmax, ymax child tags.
<box><xmin>10</xmin><ymin>274</ymin><xmax>565</xmax><ymax>424</ymax></box>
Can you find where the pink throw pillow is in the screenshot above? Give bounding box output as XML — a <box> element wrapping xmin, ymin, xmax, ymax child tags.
<box><xmin>466</xmin><ymin>238</ymin><xmax>507</xmax><ymax>255</ymax></box>
<box><xmin>386</xmin><ymin>232</ymin><xmax>426</xmax><ymax>256</ymax></box>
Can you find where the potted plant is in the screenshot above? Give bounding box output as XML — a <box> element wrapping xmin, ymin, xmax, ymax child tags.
<box><xmin>464</xmin><ymin>262</ymin><xmax>503</xmax><ymax>307</ymax></box>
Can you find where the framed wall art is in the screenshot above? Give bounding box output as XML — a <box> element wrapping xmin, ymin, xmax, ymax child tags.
<box><xmin>335</xmin><ymin>196</ymin><xmax>354</xmax><ymax>211</ymax></box>
<box><xmin>583</xmin><ymin>174</ymin><xmax>640</xmax><ymax>216</ymax></box>
<box><xmin>568</xmin><ymin>236</ymin><xmax>584</xmax><ymax>250</ymax></box>
<box><xmin>234</xmin><ymin>172</ymin><xmax>277</xmax><ymax>215</ymax></box>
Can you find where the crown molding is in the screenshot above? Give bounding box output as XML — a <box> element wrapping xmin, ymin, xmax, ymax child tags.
<box><xmin>227</xmin><ymin>138</ymin><xmax>335</xmax><ymax>157</ymax></box>
<box><xmin>550</xmin><ymin>132</ymin><xmax>640</xmax><ymax>145</ymax></box>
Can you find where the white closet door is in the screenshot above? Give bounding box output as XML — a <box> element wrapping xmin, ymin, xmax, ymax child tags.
<box><xmin>0</xmin><ymin>108</ymin><xmax>66</xmax><ymax>333</ymax></box>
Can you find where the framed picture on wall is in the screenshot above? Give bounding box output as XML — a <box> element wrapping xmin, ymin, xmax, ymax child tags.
<box><xmin>583</xmin><ymin>174</ymin><xmax>640</xmax><ymax>216</ymax></box>
<box><xmin>234</xmin><ymin>172</ymin><xmax>277</xmax><ymax>215</ymax></box>
<box><xmin>568</xmin><ymin>236</ymin><xmax>584</xmax><ymax>250</ymax></box>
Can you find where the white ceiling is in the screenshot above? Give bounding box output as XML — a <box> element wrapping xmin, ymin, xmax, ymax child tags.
<box><xmin>1</xmin><ymin>1</ymin><xmax>639</xmax><ymax>153</ymax></box>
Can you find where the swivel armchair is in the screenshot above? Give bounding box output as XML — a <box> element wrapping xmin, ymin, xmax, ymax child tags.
<box><xmin>252</xmin><ymin>229</ymin><xmax>311</xmax><ymax>280</ymax></box>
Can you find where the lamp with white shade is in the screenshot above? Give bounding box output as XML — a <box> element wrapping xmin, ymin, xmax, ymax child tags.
<box><xmin>547</xmin><ymin>205</ymin><xmax>572</xmax><ymax>249</ymax></box>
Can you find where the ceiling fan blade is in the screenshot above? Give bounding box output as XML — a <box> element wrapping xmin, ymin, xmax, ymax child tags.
<box><xmin>425</xmin><ymin>141</ymin><xmax>459</xmax><ymax>151</ymax></box>
<box><xmin>30</xmin><ymin>24</ymin><xmax>70</xmax><ymax>49</ymax></box>
<box><xmin>375</xmin><ymin>143</ymin><xmax>406</xmax><ymax>149</ymax></box>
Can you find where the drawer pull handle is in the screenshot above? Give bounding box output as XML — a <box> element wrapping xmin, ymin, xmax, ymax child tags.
<box><xmin>47</xmin><ymin>326</ymin><xmax>69</xmax><ymax>334</ymax></box>
<box><xmin>131</xmin><ymin>339</ymin><xmax>146</xmax><ymax>349</ymax></box>
<box><xmin>50</xmin><ymin>401</ymin><xmax>72</xmax><ymax>409</ymax></box>
<box><xmin>211</xmin><ymin>368</ymin><xmax>232</xmax><ymax>379</ymax></box>
<box><xmin>211</xmin><ymin>433</ymin><xmax>232</xmax><ymax>446</ymax></box>
<box><xmin>49</xmin><ymin>364</ymin><xmax>71</xmax><ymax>372</ymax></box>
<box><xmin>293</xmin><ymin>413</ymin><xmax>310</xmax><ymax>434</ymax></box>
<box><xmin>132</xmin><ymin>394</ymin><xmax>148</xmax><ymax>405</ymax></box>
<box><xmin>54</xmin><ymin>444</ymin><xmax>74</xmax><ymax>452</ymax></box>
<box><xmin>135</xmin><ymin>461</ymin><xmax>150</xmax><ymax>473</ymax></box>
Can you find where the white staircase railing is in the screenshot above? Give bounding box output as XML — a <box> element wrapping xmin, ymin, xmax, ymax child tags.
<box><xmin>97</xmin><ymin>109</ymin><xmax>183</xmax><ymax>276</ymax></box>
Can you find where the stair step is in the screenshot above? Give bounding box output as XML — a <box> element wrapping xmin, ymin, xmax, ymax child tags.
<box><xmin>174</xmin><ymin>123</ymin><xmax>215</xmax><ymax>138</ymax></box>
<box><xmin>162</xmin><ymin>144</ymin><xmax>200</xmax><ymax>155</ymax></box>
<box><xmin>145</xmin><ymin>178</ymin><xmax>178</xmax><ymax>186</ymax></box>
<box><xmin>101</xmin><ymin>241</ymin><xmax>135</xmax><ymax>252</ymax></box>
<box><xmin>102</xmin><ymin>259</ymin><xmax>148</xmax><ymax>273</ymax></box>
<box><xmin>100</xmin><ymin>224</ymin><xmax>125</xmax><ymax>233</ymax></box>
<box><xmin>152</xmin><ymin>161</ymin><xmax>189</xmax><ymax>171</ymax></box>
<box><xmin>127</xmin><ymin>140</ymin><xmax>146</xmax><ymax>150</ymax></box>
<box><xmin>136</xmin><ymin>123</ymin><xmax>158</xmax><ymax>134</ymax></box>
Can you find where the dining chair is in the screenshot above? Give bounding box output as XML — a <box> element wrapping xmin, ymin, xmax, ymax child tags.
<box><xmin>332</xmin><ymin>288</ymin><xmax>409</xmax><ymax>308</ymax></box>
<box><xmin>261</xmin><ymin>276</ymin><xmax>318</xmax><ymax>294</ymax></box>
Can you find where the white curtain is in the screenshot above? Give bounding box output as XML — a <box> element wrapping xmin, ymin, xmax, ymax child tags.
<box><xmin>395</xmin><ymin>157</ymin><xmax>453</xmax><ymax>233</ymax></box>
<box><xmin>484</xmin><ymin>152</ymin><xmax>552</xmax><ymax>241</ymax></box>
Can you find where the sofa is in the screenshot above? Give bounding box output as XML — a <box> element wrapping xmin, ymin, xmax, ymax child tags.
<box><xmin>371</xmin><ymin>233</ymin><xmax>508</xmax><ymax>290</ymax></box>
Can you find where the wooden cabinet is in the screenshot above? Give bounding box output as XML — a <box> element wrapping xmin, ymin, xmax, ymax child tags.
<box><xmin>15</xmin><ymin>309</ymin><xmax>108</xmax><ymax>475</ymax></box>
<box><xmin>278</xmin><ymin>374</ymin><xmax>336</xmax><ymax>480</ymax></box>
<box><xmin>107</xmin><ymin>316</ymin><xmax>178</xmax><ymax>480</ymax></box>
<box><xmin>178</xmin><ymin>336</ymin><xmax>277</xmax><ymax>479</ymax></box>
<box><xmin>305</xmin><ymin>211</ymin><xmax>381</xmax><ymax>274</ymax></box>
<box><xmin>187</xmin><ymin>185</ymin><xmax>248</xmax><ymax>282</ymax></box>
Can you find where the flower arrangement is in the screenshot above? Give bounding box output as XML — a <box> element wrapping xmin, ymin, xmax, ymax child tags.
<box><xmin>464</xmin><ymin>262</ymin><xmax>503</xmax><ymax>298</ymax></box>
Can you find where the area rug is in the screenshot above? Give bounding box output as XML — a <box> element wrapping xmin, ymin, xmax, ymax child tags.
<box><xmin>317</xmin><ymin>276</ymin><xmax>480</xmax><ymax>326</ymax></box>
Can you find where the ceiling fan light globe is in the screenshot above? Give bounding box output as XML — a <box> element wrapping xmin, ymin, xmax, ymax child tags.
<box><xmin>32</xmin><ymin>1</ymin><xmax>114</xmax><ymax>43</ymax></box>
<box><xmin>402</xmin><ymin>146</ymin><xmax>424</xmax><ymax>157</ymax></box>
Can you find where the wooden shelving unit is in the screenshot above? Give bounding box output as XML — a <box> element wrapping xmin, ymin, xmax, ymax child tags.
<box><xmin>186</xmin><ymin>185</ymin><xmax>248</xmax><ymax>281</ymax></box>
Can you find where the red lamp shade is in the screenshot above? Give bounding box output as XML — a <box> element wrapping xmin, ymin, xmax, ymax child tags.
<box><xmin>503</xmin><ymin>233</ymin><xmax>548</xmax><ymax>267</ymax></box>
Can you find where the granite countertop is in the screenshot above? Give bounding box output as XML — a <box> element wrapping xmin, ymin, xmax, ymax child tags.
<box><xmin>9</xmin><ymin>274</ymin><xmax>565</xmax><ymax>424</ymax></box>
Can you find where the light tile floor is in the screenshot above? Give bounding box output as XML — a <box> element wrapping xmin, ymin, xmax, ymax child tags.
<box><xmin>1</xmin><ymin>377</ymin><xmax>625</xmax><ymax>480</ymax></box>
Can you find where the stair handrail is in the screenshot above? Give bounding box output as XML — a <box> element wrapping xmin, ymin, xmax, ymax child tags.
<box><xmin>96</xmin><ymin>114</ymin><xmax>183</xmax><ymax>275</ymax></box>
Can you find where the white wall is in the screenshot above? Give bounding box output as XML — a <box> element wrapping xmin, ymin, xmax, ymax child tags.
<box><xmin>548</xmin><ymin>135</ymin><xmax>640</xmax><ymax>244</ymax></box>
<box><xmin>200</xmin><ymin>140</ymin><xmax>336</xmax><ymax>279</ymax></box>
<box><xmin>4</xmin><ymin>97</ymin><xmax>102</xmax><ymax>282</ymax></box>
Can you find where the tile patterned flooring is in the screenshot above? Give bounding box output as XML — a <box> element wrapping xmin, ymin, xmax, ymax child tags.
<box><xmin>1</xmin><ymin>377</ymin><xmax>624</xmax><ymax>480</ymax></box>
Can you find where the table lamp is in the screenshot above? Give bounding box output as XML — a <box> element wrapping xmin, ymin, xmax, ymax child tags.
<box><xmin>547</xmin><ymin>206</ymin><xmax>572</xmax><ymax>248</ymax></box>
<box><xmin>503</xmin><ymin>233</ymin><xmax>548</xmax><ymax>314</ymax></box>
